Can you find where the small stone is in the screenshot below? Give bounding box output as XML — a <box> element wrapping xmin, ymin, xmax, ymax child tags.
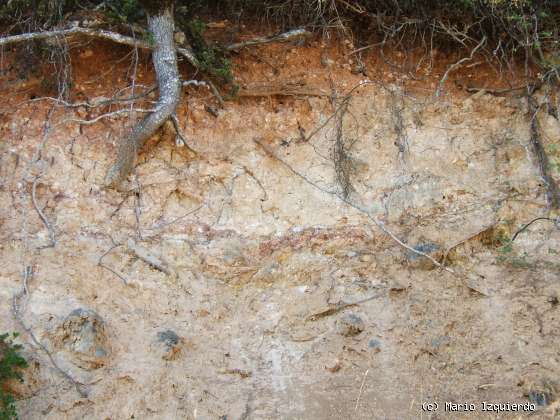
<box><xmin>527</xmin><ymin>391</ymin><xmax>550</xmax><ymax>407</ymax></box>
<box><xmin>325</xmin><ymin>358</ymin><xmax>342</xmax><ymax>373</ymax></box>
<box><xmin>368</xmin><ymin>338</ymin><xmax>381</xmax><ymax>350</ymax></box>
<box><xmin>430</xmin><ymin>335</ymin><xmax>451</xmax><ymax>350</ymax></box>
<box><xmin>337</xmin><ymin>313</ymin><xmax>365</xmax><ymax>337</ymax></box>
<box><xmin>153</xmin><ymin>330</ymin><xmax>183</xmax><ymax>361</ymax></box>
<box><xmin>59</xmin><ymin>308</ymin><xmax>109</xmax><ymax>370</ymax></box>
<box><xmin>321</xmin><ymin>57</ymin><xmax>335</xmax><ymax>67</ymax></box>
<box><xmin>547</xmin><ymin>295</ymin><xmax>559</xmax><ymax>306</ymax></box>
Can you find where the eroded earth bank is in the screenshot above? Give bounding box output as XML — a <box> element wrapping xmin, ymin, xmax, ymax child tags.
<box><xmin>1</xmin><ymin>38</ymin><xmax>560</xmax><ymax>419</ymax></box>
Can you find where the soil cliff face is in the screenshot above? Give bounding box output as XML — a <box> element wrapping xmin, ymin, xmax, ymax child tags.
<box><xmin>1</xmin><ymin>39</ymin><xmax>559</xmax><ymax>419</ymax></box>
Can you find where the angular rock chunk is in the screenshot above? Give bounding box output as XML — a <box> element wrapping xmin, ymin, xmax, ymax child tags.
<box><xmin>337</xmin><ymin>313</ymin><xmax>365</xmax><ymax>337</ymax></box>
<box><xmin>152</xmin><ymin>329</ymin><xmax>183</xmax><ymax>361</ymax></box>
<box><xmin>59</xmin><ymin>308</ymin><xmax>109</xmax><ymax>370</ymax></box>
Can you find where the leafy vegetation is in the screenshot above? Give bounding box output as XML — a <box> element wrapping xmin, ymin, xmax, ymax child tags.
<box><xmin>176</xmin><ymin>15</ymin><xmax>234</xmax><ymax>87</ymax></box>
<box><xmin>104</xmin><ymin>0</ymin><xmax>144</xmax><ymax>24</ymax></box>
<box><xmin>548</xmin><ymin>144</ymin><xmax>560</xmax><ymax>174</ymax></box>
<box><xmin>0</xmin><ymin>333</ymin><xmax>28</xmax><ymax>420</ymax></box>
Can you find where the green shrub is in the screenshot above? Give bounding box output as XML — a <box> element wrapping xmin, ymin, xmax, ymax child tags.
<box><xmin>104</xmin><ymin>0</ymin><xmax>144</xmax><ymax>23</ymax></box>
<box><xmin>0</xmin><ymin>333</ymin><xmax>28</xmax><ymax>420</ymax></box>
<box><xmin>179</xmin><ymin>17</ymin><xmax>234</xmax><ymax>85</ymax></box>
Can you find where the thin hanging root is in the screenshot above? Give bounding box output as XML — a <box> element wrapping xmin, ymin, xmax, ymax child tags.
<box><xmin>170</xmin><ymin>114</ymin><xmax>198</xmax><ymax>155</ymax></box>
<box><xmin>31</xmin><ymin>176</ymin><xmax>56</xmax><ymax>248</ymax></box>
<box><xmin>127</xmin><ymin>239</ymin><xmax>177</xmax><ymax>278</ymax></box>
<box><xmin>226</xmin><ymin>28</ymin><xmax>312</xmax><ymax>51</ymax></box>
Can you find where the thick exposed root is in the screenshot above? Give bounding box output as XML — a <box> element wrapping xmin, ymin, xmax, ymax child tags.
<box><xmin>528</xmin><ymin>95</ymin><xmax>560</xmax><ymax>210</ymax></box>
<box><xmin>104</xmin><ymin>6</ymin><xmax>181</xmax><ymax>189</ymax></box>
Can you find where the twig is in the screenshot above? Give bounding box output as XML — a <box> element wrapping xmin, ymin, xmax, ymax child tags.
<box><xmin>441</xmin><ymin>224</ymin><xmax>495</xmax><ymax>264</ymax></box>
<box><xmin>133</xmin><ymin>176</ymin><xmax>143</xmax><ymax>240</ymax></box>
<box><xmin>207</xmin><ymin>80</ymin><xmax>226</xmax><ymax>108</ymax></box>
<box><xmin>455</xmin><ymin>80</ymin><xmax>540</xmax><ymax>96</ymax></box>
<box><xmin>176</xmin><ymin>47</ymin><xmax>225</xmax><ymax>107</ymax></box>
<box><xmin>127</xmin><ymin>239</ymin><xmax>176</xmax><ymax>277</ymax></box>
<box><xmin>183</xmin><ymin>80</ymin><xmax>209</xmax><ymax>88</ymax></box>
<box><xmin>226</xmin><ymin>28</ymin><xmax>312</xmax><ymax>51</ymax></box>
<box><xmin>143</xmin><ymin>204</ymin><xmax>204</xmax><ymax>234</ymax></box>
<box><xmin>435</xmin><ymin>36</ymin><xmax>486</xmax><ymax>97</ymax></box>
<box><xmin>60</xmin><ymin>108</ymin><xmax>153</xmax><ymax>126</ymax></box>
<box><xmin>511</xmin><ymin>217</ymin><xmax>558</xmax><ymax>242</ymax></box>
<box><xmin>34</xmin><ymin>86</ymin><xmax>157</xmax><ymax>108</ymax></box>
<box><xmin>31</xmin><ymin>176</ymin><xmax>56</xmax><ymax>248</ymax></box>
<box><xmin>182</xmin><ymin>79</ymin><xmax>225</xmax><ymax>108</ymax></box>
<box><xmin>237</xmin><ymin>86</ymin><xmax>329</xmax><ymax>98</ymax></box>
<box><xmin>336</xmin><ymin>0</ymin><xmax>367</xmax><ymax>15</ymax></box>
<box><xmin>0</xmin><ymin>26</ymin><xmax>149</xmax><ymax>49</ymax></box>
<box><xmin>355</xmin><ymin>369</ymin><xmax>370</xmax><ymax>412</ymax></box>
<box><xmin>303</xmin><ymin>96</ymin><xmax>351</xmax><ymax>142</ymax></box>
<box><xmin>170</xmin><ymin>114</ymin><xmax>198</xmax><ymax>154</ymax></box>
<box><xmin>12</xmin><ymin>266</ymin><xmax>88</xmax><ymax>398</ymax></box>
<box><xmin>98</xmin><ymin>244</ymin><xmax>129</xmax><ymax>285</ymax></box>
<box><xmin>306</xmin><ymin>292</ymin><xmax>385</xmax><ymax>321</ymax></box>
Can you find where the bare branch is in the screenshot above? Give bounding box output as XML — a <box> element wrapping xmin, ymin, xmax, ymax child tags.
<box><xmin>31</xmin><ymin>176</ymin><xmax>56</xmax><ymax>248</ymax></box>
<box><xmin>0</xmin><ymin>26</ymin><xmax>149</xmax><ymax>49</ymax></box>
<box><xmin>435</xmin><ymin>36</ymin><xmax>487</xmax><ymax>97</ymax></box>
<box><xmin>61</xmin><ymin>108</ymin><xmax>153</xmax><ymax>126</ymax></box>
<box><xmin>170</xmin><ymin>114</ymin><xmax>198</xmax><ymax>153</ymax></box>
<box><xmin>127</xmin><ymin>239</ymin><xmax>177</xmax><ymax>277</ymax></box>
<box><xmin>226</xmin><ymin>28</ymin><xmax>312</xmax><ymax>51</ymax></box>
<box><xmin>98</xmin><ymin>244</ymin><xmax>129</xmax><ymax>285</ymax></box>
<box><xmin>237</xmin><ymin>83</ymin><xmax>328</xmax><ymax>98</ymax></box>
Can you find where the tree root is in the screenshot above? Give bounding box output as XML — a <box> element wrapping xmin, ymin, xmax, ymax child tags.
<box><xmin>226</xmin><ymin>28</ymin><xmax>312</xmax><ymax>51</ymax></box>
<box><xmin>104</xmin><ymin>7</ymin><xmax>181</xmax><ymax>189</ymax></box>
<box><xmin>127</xmin><ymin>239</ymin><xmax>176</xmax><ymax>278</ymax></box>
<box><xmin>527</xmin><ymin>94</ymin><xmax>560</xmax><ymax>210</ymax></box>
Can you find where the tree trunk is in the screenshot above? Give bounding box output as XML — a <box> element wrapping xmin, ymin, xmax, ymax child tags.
<box><xmin>104</xmin><ymin>2</ymin><xmax>180</xmax><ymax>189</ymax></box>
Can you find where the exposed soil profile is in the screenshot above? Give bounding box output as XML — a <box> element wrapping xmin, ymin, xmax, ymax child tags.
<box><xmin>1</xmin><ymin>16</ymin><xmax>560</xmax><ymax>420</ymax></box>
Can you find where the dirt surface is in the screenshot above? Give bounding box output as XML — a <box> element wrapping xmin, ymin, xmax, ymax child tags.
<box><xmin>1</xmin><ymin>35</ymin><xmax>560</xmax><ymax>419</ymax></box>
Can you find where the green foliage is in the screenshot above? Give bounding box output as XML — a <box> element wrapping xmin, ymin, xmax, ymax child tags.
<box><xmin>547</xmin><ymin>144</ymin><xmax>560</xmax><ymax>173</ymax></box>
<box><xmin>0</xmin><ymin>333</ymin><xmax>28</xmax><ymax>420</ymax></box>
<box><xmin>496</xmin><ymin>234</ymin><xmax>537</xmax><ymax>269</ymax></box>
<box><xmin>143</xmin><ymin>30</ymin><xmax>155</xmax><ymax>47</ymax></box>
<box><xmin>180</xmin><ymin>17</ymin><xmax>234</xmax><ymax>85</ymax></box>
<box><xmin>510</xmin><ymin>253</ymin><xmax>532</xmax><ymax>269</ymax></box>
<box><xmin>498</xmin><ymin>239</ymin><xmax>513</xmax><ymax>255</ymax></box>
<box><xmin>104</xmin><ymin>0</ymin><xmax>144</xmax><ymax>24</ymax></box>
